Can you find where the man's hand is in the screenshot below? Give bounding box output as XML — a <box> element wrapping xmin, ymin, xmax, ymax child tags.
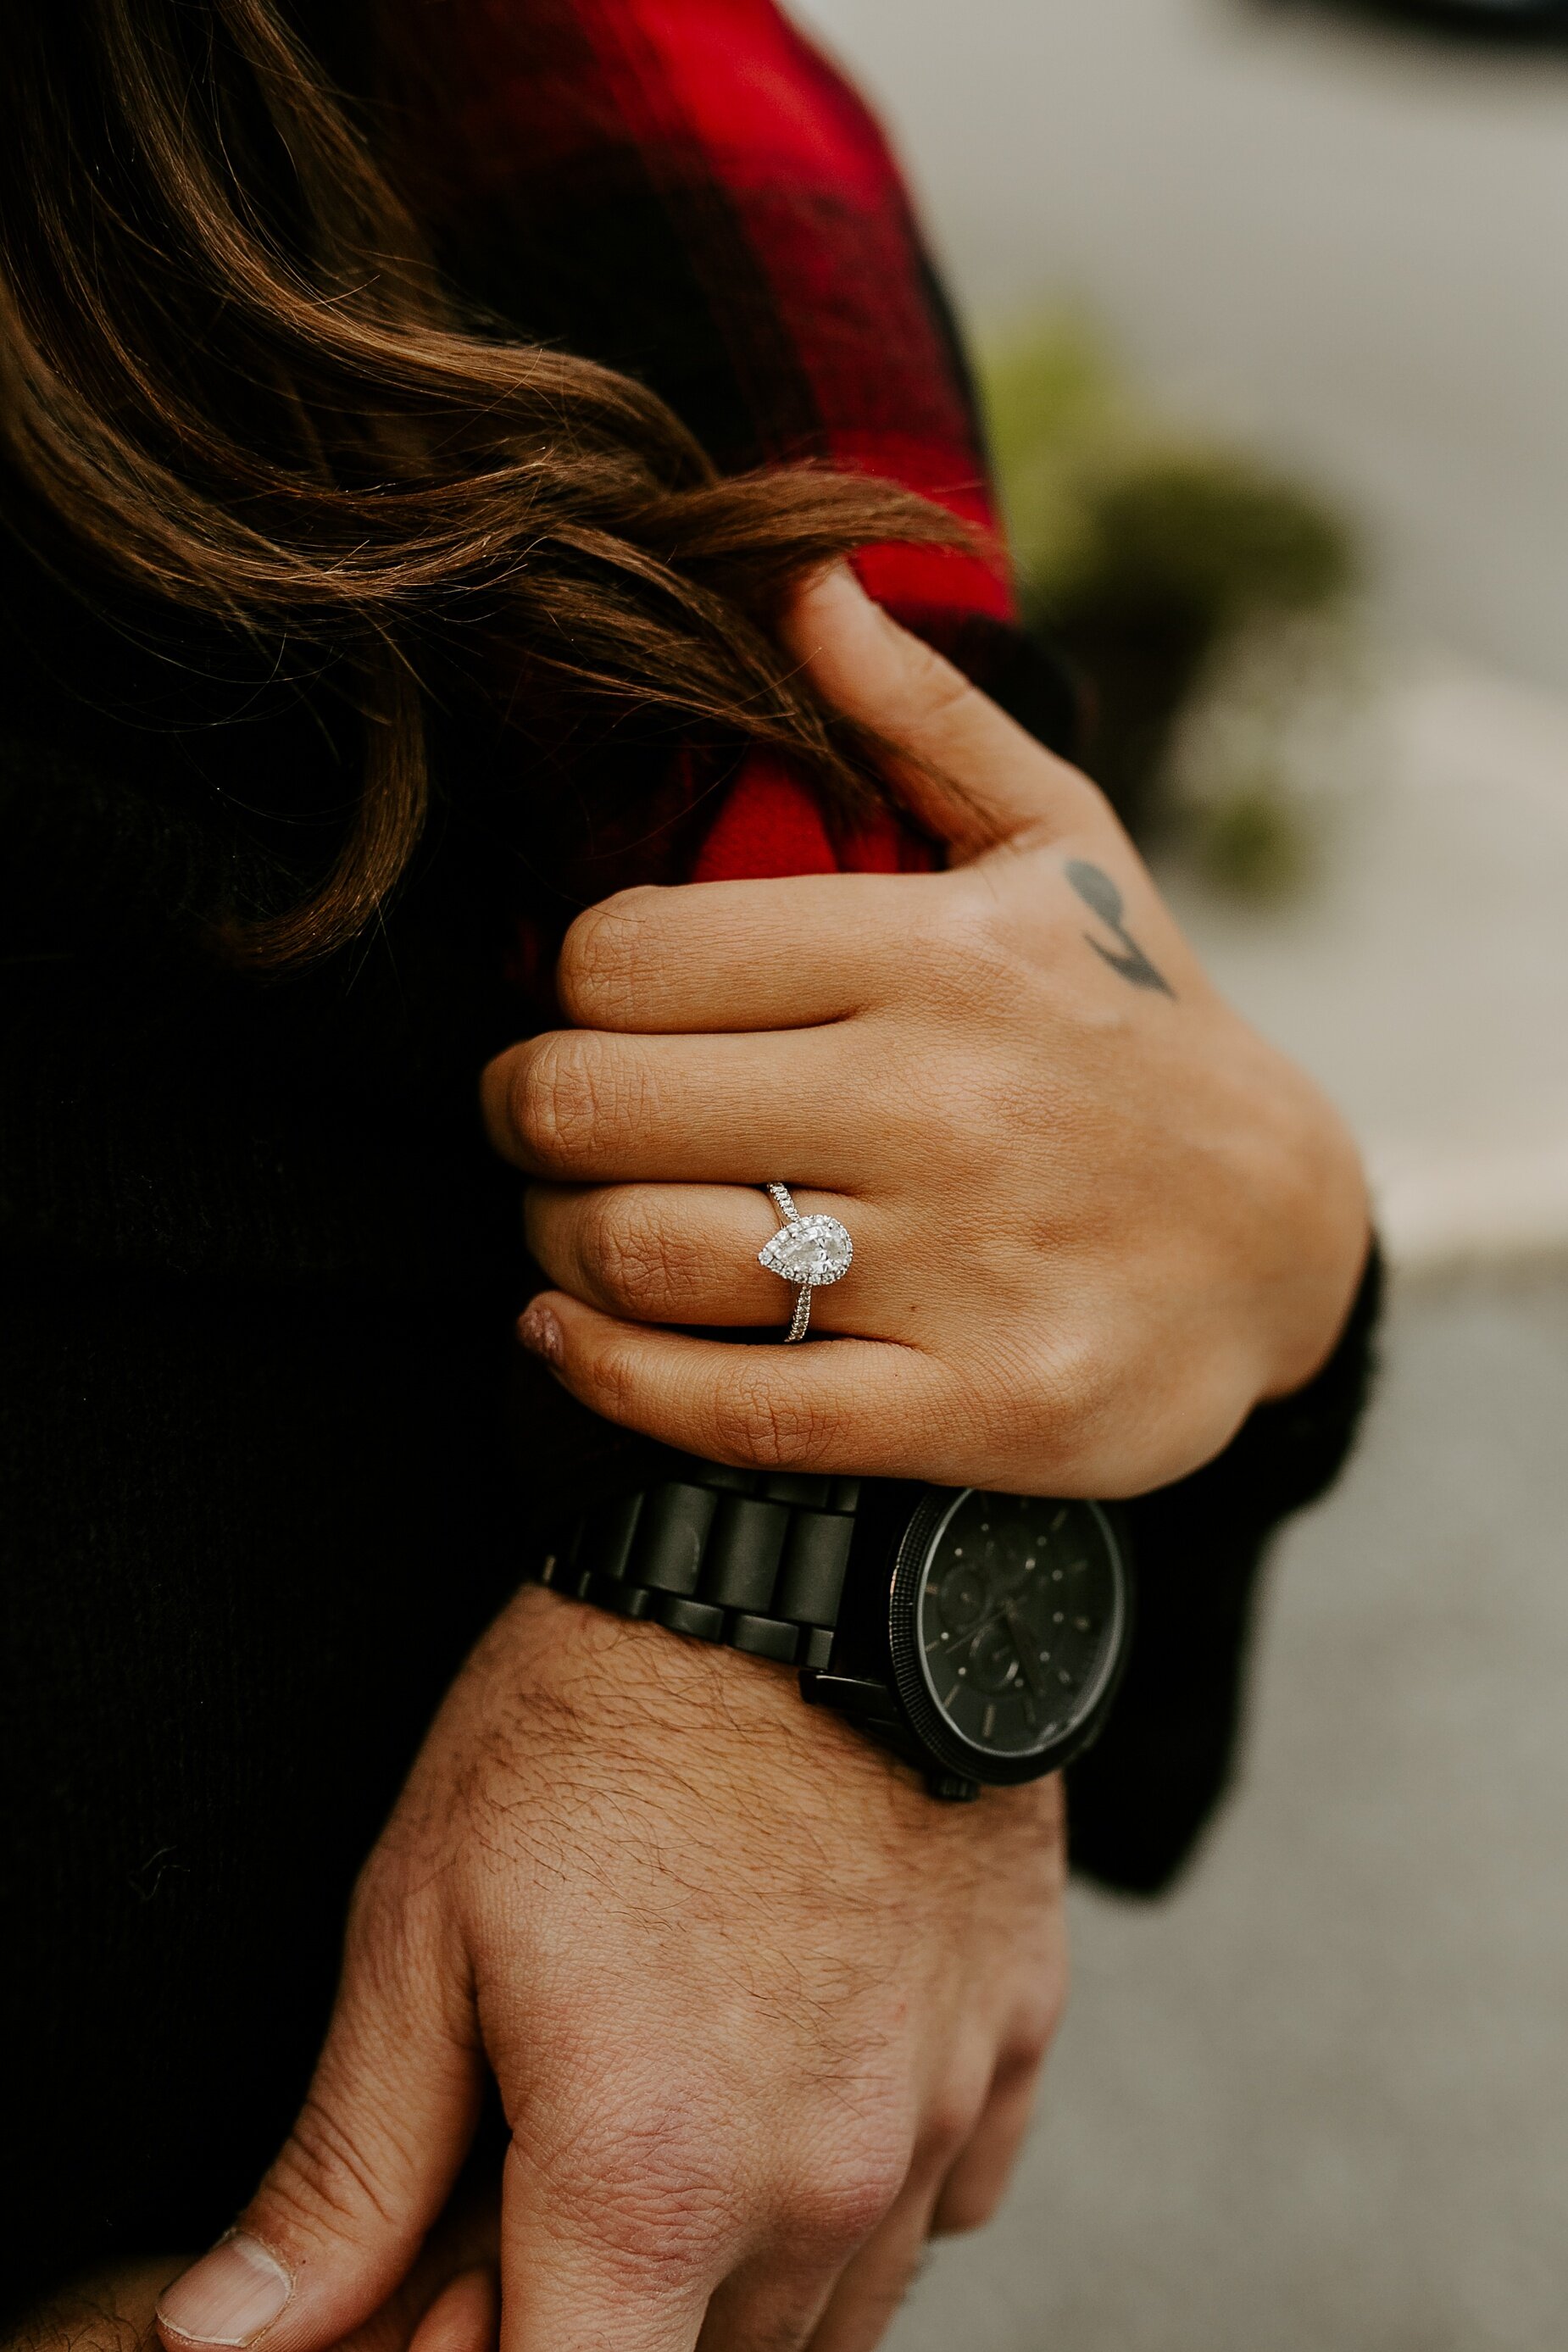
<box><xmin>22</xmin><ymin>2207</ymin><xmax>496</xmax><ymax>2352</ymax></box>
<box><xmin>154</xmin><ymin>1588</ymin><xmax>1066</xmax><ymax>2352</ymax></box>
<box><xmin>485</xmin><ymin>566</ymin><xmax>1370</xmax><ymax>1500</ymax></box>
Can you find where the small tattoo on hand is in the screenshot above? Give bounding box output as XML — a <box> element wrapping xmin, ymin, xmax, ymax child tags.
<box><xmin>1065</xmin><ymin>860</ymin><xmax>1175</xmax><ymax>998</ymax></box>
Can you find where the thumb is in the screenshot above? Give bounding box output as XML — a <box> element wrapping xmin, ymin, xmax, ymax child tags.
<box><xmin>156</xmin><ymin>1884</ymin><xmax>483</xmax><ymax>2352</ymax></box>
<box><xmin>779</xmin><ymin>563</ymin><xmax>1106</xmax><ymax>860</ymax></box>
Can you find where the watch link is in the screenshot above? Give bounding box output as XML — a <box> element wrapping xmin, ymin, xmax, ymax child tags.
<box><xmin>523</xmin><ymin>1454</ymin><xmax>1132</xmax><ymax>1801</ymax></box>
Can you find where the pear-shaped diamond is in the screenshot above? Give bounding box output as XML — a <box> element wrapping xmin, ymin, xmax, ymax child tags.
<box><xmin>759</xmin><ymin>1212</ymin><xmax>854</xmax><ymax>1288</ymax></box>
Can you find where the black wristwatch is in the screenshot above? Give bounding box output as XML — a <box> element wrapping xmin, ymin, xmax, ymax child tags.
<box><xmin>524</xmin><ymin>1454</ymin><xmax>1133</xmax><ymax>1801</ymax></box>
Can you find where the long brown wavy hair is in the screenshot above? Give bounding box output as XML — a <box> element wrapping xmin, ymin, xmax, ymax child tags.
<box><xmin>0</xmin><ymin>0</ymin><xmax>962</xmax><ymax>965</ymax></box>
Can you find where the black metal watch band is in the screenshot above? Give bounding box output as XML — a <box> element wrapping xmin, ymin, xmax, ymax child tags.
<box><xmin>524</xmin><ymin>1458</ymin><xmax>865</xmax><ymax>1672</ymax></box>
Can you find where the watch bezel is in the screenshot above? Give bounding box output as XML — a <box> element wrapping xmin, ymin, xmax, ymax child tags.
<box><xmin>885</xmin><ymin>1487</ymin><xmax>1131</xmax><ymax>1787</ymax></box>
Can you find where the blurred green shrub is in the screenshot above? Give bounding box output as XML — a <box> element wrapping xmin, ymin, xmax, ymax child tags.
<box><xmin>1185</xmin><ymin>769</ymin><xmax>1312</xmax><ymax>897</ymax></box>
<box><xmin>980</xmin><ymin>314</ymin><xmax>1359</xmax><ymax>878</ymax></box>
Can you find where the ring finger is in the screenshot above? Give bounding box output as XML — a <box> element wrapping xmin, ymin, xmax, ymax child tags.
<box><xmin>525</xmin><ymin>1182</ymin><xmax>910</xmax><ymax>1337</ymax></box>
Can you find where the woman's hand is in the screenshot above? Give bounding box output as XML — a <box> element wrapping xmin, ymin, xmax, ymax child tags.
<box><xmin>153</xmin><ymin>1586</ymin><xmax>1066</xmax><ymax>2352</ymax></box>
<box><xmin>485</xmin><ymin>567</ymin><xmax>1370</xmax><ymax>1498</ymax></box>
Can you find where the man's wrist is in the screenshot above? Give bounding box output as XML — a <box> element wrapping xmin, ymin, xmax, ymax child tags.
<box><xmin>503</xmin><ymin>1580</ymin><xmax>891</xmax><ymax>1799</ymax></box>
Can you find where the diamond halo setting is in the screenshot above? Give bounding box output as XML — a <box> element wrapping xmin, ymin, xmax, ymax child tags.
<box><xmin>759</xmin><ymin>1184</ymin><xmax>854</xmax><ymax>1342</ymax></box>
<box><xmin>758</xmin><ymin>1212</ymin><xmax>854</xmax><ymax>1289</ymax></box>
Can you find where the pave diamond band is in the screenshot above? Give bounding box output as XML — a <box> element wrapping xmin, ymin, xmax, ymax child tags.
<box><xmin>759</xmin><ymin>1183</ymin><xmax>854</xmax><ymax>1343</ymax></box>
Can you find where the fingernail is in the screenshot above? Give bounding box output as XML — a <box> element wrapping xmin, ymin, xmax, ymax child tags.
<box><xmin>518</xmin><ymin>1301</ymin><xmax>563</xmax><ymax>1366</ymax></box>
<box><xmin>156</xmin><ymin>2233</ymin><xmax>292</xmax><ymax>2347</ymax></box>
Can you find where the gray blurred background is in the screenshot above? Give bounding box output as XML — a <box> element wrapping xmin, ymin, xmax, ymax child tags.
<box><xmin>793</xmin><ymin>2</ymin><xmax>1568</xmax><ymax>2344</ymax></box>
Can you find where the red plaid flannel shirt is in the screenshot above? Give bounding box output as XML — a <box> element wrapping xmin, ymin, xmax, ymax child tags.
<box><xmin>373</xmin><ymin>0</ymin><xmax>1072</xmax><ymax>915</ymax></box>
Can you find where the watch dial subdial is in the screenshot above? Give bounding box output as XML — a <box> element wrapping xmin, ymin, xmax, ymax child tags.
<box><xmin>937</xmin><ymin>1560</ymin><xmax>987</xmax><ymax>1632</ymax></box>
<box><xmin>969</xmin><ymin>1618</ymin><xmax>1022</xmax><ymax>1694</ymax></box>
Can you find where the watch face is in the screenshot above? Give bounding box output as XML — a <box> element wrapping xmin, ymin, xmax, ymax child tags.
<box><xmin>910</xmin><ymin>1491</ymin><xmax>1125</xmax><ymax>1764</ymax></box>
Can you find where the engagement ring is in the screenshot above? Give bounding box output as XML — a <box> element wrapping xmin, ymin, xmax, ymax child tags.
<box><xmin>758</xmin><ymin>1183</ymin><xmax>854</xmax><ymax>1343</ymax></box>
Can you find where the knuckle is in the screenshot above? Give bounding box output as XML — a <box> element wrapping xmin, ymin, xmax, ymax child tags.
<box><xmin>914</xmin><ymin>888</ymin><xmax>1015</xmax><ymax>1006</ymax></box>
<box><xmin>962</xmin><ymin>1327</ymin><xmax>1117</xmax><ymax>1488</ymax></box>
<box><xmin>936</xmin><ymin>1350</ymin><xmax>1039</xmax><ymax>1485</ymax></box>
<box><xmin>917</xmin><ymin>2082</ymin><xmax>986</xmax><ymax>2174</ymax></box>
<box><xmin>1035</xmin><ymin>1336</ymin><xmax>1120</xmax><ymax>1475</ymax></box>
<box><xmin>779</xmin><ymin>2137</ymin><xmax>909</xmax><ymax>2260</ymax></box>
<box><xmin>511</xmin><ymin>1032</ymin><xmax>616</xmax><ymax>1172</ymax></box>
<box><xmin>587</xmin><ymin>1333</ymin><xmax>643</xmax><ymax>1426</ymax></box>
<box><xmin>579</xmin><ymin>1190</ymin><xmax>685</xmax><ymax>1318</ymax></box>
<box><xmin>1015</xmin><ymin>1952</ymin><xmax>1070</xmax><ymax>2066</ymax></box>
<box><xmin>1004</xmin><ymin>2010</ymin><xmax>1059</xmax><ymax>2082</ymax></box>
<box><xmin>574</xmin><ymin>2177</ymin><xmax>728</xmax><ymax>2292</ymax></box>
<box><xmin>521</xmin><ymin>2090</ymin><xmax>737</xmax><ymax>2290</ymax></box>
<box><xmin>556</xmin><ymin>888</ymin><xmax>662</xmax><ymax>1026</ymax></box>
<box><xmin>709</xmin><ymin>1366</ymin><xmax>836</xmax><ymax>1472</ymax></box>
<box><xmin>928</xmin><ymin>1054</ymin><xmax>1017</xmax><ymax>1167</ymax></box>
